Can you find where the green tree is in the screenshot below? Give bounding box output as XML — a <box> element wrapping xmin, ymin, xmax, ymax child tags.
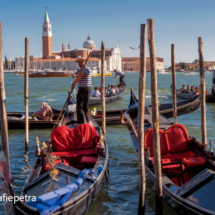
<box><xmin>190</xmin><ymin>66</ymin><xmax>195</xmax><ymax>71</ymax></box>
<box><xmin>194</xmin><ymin>59</ymin><xmax>199</xmax><ymax>62</ymax></box>
<box><xmin>179</xmin><ymin>62</ymin><xmax>188</xmax><ymax>70</ymax></box>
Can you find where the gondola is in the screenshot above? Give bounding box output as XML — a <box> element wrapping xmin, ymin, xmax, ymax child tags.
<box><xmin>4</xmin><ymin>89</ymin><xmax>200</xmax><ymax>129</ymax></box>
<box><xmin>6</xmin><ymin>108</ymin><xmax>64</xmax><ymax>129</ymax></box>
<box><xmin>88</xmin><ymin>83</ymin><xmax>126</xmax><ymax>106</ymax></box>
<box><xmin>177</xmin><ymin>91</ymin><xmax>215</xmax><ymax>103</ymax></box>
<box><xmin>176</xmin><ymin>81</ymin><xmax>215</xmax><ymax>103</ymax></box>
<box><xmin>122</xmin><ymin>89</ymin><xmax>215</xmax><ymax>215</ymax></box>
<box><xmin>10</xmin><ymin>108</ymin><xmax>109</xmax><ymax>214</ymax></box>
<box><xmin>92</xmin><ymin>91</ymin><xmax>200</xmax><ymax>124</ymax></box>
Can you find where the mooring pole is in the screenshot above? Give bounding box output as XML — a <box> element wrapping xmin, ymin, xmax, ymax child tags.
<box><xmin>0</xmin><ymin>23</ymin><xmax>10</xmax><ymax>176</ymax></box>
<box><xmin>147</xmin><ymin>18</ymin><xmax>163</xmax><ymax>215</ymax></box>
<box><xmin>198</xmin><ymin>37</ymin><xmax>207</xmax><ymax>146</ymax></box>
<box><xmin>137</xmin><ymin>23</ymin><xmax>147</xmax><ymax>215</ymax></box>
<box><xmin>24</xmin><ymin>37</ymin><xmax>29</xmax><ymax>149</ymax></box>
<box><xmin>171</xmin><ymin>44</ymin><xmax>177</xmax><ymax>124</ymax></box>
<box><xmin>101</xmin><ymin>42</ymin><xmax>106</xmax><ymax>137</ymax></box>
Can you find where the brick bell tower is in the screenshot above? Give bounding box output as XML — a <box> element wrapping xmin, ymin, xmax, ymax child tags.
<box><xmin>42</xmin><ymin>8</ymin><xmax>52</xmax><ymax>59</ymax></box>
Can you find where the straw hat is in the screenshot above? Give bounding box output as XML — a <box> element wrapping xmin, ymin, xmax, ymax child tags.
<box><xmin>75</xmin><ymin>56</ymin><xmax>86</xmax><ymax>62</ymax></box>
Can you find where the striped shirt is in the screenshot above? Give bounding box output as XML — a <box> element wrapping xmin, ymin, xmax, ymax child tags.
<box><xmin>115</xmin><ymin>70</ymin><xmax>124</xmax><ymax>77</ymax></box>
<box><xmin>75</xmin><ymin>67</ymin><xmax>92</xmax><ymax>88</ymax></box>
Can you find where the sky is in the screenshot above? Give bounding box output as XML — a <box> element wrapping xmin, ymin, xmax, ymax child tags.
<box><xmin>1</xmin><ymin>0</ymin><xmax>215</xmax><ymax>66</ymax></box>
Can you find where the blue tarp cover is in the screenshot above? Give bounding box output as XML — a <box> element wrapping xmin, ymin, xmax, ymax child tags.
<box><xmin>27</xmin><ymin>169</ymin><xmax>91</xmax><ymax>215</ymax></box>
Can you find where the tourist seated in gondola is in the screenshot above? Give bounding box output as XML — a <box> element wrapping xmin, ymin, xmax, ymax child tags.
<box><xmin>91</xmin><ymin>87</ymin><xmax>100</xmax><ymax>97</ymax></box>
<box><xmin>193</xmin><ymin>86</ymin><xmax>200</xmax><ymax>95</ymax></box>
<box><xmin>190</xmin><ymin>86</ymin><xmax>195</xmax><ymax>94</ymax></box>
<box><xmin>179</xmin><ymin>84</ymin><xmax>186</xmax><ymax>93</ymax></box>
<box><xmin>105</xmin><ymin>87</ymin><xmax>110</xmax><ymax>97</ymax></box>
<box><xmin>186</xmin><ymin>85</ymin><xmax>191</xmax><ymax>93</ymax></box>
<box><xmin>114</xmin><ymin>86</ymin><xmax>119</xmax><ymax>93</ymax></box>
<box><xmin>109</xmin><ymin>85</ymin><xmax>116</xmax><ymax>97</ymax></box>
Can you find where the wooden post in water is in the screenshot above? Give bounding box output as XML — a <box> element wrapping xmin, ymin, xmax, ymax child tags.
<box><xmin>24</xmin><ymin>37</ymin><xmax>29</xmax><ymax>149</ymax></box>
<box><xmin>137</xmin><ymin>23</ymin><xmax>147</xmax><ymax>215</ymax></box>
<box><xmin>171</xmin><ymin>44</ymin><xmax>177</xmax><ymax>124</ymax></box>
<box><xmin>0</xmin><ymin>23</ymin><xmax>10</xmax><ymax>175</ymax></box>
<box><xmin>198</xmin><ymin>37</ymin><xmax>207</xmax><ymax>146</ymax></box>
<box><xmin>101</xmin><ymin>42</ymin><xmax>106</xmax><ymax>137</ymax></box>
<box><xmin>147</xmin><ymin>18</ymin><xmax>163</xmax><ymax>214</ymax></box>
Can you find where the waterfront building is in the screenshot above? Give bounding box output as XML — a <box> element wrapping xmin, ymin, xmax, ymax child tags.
<box><xmin>122</xmin><ymin>57</ymin><xmax>164</xmax><ymax>72</ymax></box>
<box><xmin>15</xmin><ymin>9</ymin><xmax>122</xmax><ymax>72</ymax></box>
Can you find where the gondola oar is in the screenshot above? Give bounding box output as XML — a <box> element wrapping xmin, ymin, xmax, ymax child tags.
<box><xmin>111</xmin><ymin>77</ymin><xmax>117</xmax><ymax>85</ymax></box>
<box><xmin>54</xmin><ymin>52</ymin><xmax>92</xmax><ymax>129</ymax></box>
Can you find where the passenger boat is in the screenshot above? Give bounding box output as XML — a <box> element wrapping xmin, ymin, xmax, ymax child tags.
<box><xmin>88</xmin><ymin>83</ymin><xmax>126</xmax><ymax>106</ymax></box>
<box><xmin>29</xmin><ymin>70</ymin><xmax>71</xmax><ymax>78</ymax></box>
<box><xmin>177</xmin><ymin>91</ymin><xmax>215</xmax><ymax>103</ymax></box>
<box><xmin>122</xmin><ymin>89</ymin><xmax>215</xmax><ymax>215</ymax></box>
<box><xmin>90</xmin><ymin>67</ymin><xmax>112</xmax><ymax>77</ymax></box>
<box><xmin>10</xmin><ymin>108</ymin><xmax>109</xmax><ymax>214</ymax></box>
<box><xmin>15</xmin><ymin>70</ymin><xmax>24</xmax><ymax>75</ymax></box>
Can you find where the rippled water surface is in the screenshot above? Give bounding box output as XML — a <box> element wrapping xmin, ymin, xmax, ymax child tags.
<box><xmin>3</xmin><ymin>72</ymin><xmax>215</xmax><ymax>214</ymax></box>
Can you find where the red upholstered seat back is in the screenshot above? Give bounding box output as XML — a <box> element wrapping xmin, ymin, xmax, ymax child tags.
<box><xmin>166</xmin><ymin>124</ymin><xmax>190</xmax><ymax>153</ymax></box>
<box><xmin>51</xmin><ymin>124</ymin><xmax>99</xmax><ymax>152</ymax></box>
<box><xmin>144</xmin><ymin>124</ymin><xmax>190</xmax><ymax>156</ymax></box>
<box><xmin>144</xmin><ymin>128</ymin><xmax>168</xmax><ymax>156</ymax></box>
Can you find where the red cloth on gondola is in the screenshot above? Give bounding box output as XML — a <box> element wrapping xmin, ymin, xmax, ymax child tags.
<box><xmin>51</xmin><ymin>124</ymin><xmax>99</xmax><ymax>152</ymax></box>
<box><xmin>182</xmin><ymin>157</ymin><xmax>206</xmax><ymax>168</ymax></box>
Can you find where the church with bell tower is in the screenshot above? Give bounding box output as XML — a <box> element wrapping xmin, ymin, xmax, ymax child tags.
<box><xmin>42</xmin><ymin>8</ymin><xmax>52</xmax><ymax>59</ymax></box>
<box><xmin>39</xmin><ymin>8</ymin><xmax>122</xmax><ymax>71</ymax></box>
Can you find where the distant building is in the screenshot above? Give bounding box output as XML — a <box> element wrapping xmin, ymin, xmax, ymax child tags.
<box><xmin>121</xmin><ymin>57</ymin><xmax>164</xmax><ymax>72</ymax></box>
<box><xmin>27</xmin><ymin>9</ymin><xmax>121</xmax><ymax>71</ymax></box>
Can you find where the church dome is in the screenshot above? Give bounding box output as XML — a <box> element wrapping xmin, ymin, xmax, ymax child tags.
<box><xmin>83</xmin><ymin>35</ymin><xmax>96</xmax><ymax>49</ymax></box>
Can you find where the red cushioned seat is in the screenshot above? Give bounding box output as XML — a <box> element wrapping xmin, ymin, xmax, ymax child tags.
<box><xmin>81</xmin><ymin>156</ymin><xmax>98</xmax><ymax>165</ymax></box>
<box><xmin>162</xmin><ymin>162</ymin><xmax>185</xmax><ymax>173</ymax></box>
<box><xmin>170</xmin><ymin>151</ymin><xmax>195</xmax><ymax>161</ymax></box>
<box><xmin>51</xmin><ymin>124</ymin><xmax>99</xmax><ymax>151</ymax></box>
<box><xmin>151</xmin><ymin>157</ymin><xmax>185</xmax><ymax>173</ymax></box>
<box><xmin>182</xmin><ymin>157</ymin><xmax>206</xmax><ymax>168</ymax></box>
<box><xmin>44</xmin><ymin>124</ymin><xmax>100</xmax><ymax>171</ymax></box>
<box><xmin>144</xmin><ymin>124</ymin><xmax>195</xmax><ymax>161</ymax></box>
<box><xmin>144</xmin><ymin>128</ymin><xmax>169</xmax><ymax>156</ymax></box>
<box><xmin>150</xmin><ymin>156</ymin><xmax>170</xmax><ymax>162</ymax></box>
<box><xmin>166</xmin><ymin>124</ymin><xmax>190</xmax><ymax>154</ymax></box>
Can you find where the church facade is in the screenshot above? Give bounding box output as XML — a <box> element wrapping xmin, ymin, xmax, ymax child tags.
<box><xmin>27</xmin><ymin>9</ymin><xmax>121</xmax><ymax>72</ymax></box>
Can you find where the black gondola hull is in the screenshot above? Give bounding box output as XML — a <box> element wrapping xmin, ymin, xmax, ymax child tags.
<box><xmin>5</xmin><ymin>95</ymin><xmax>200</xmax><ymax>129</ymax></box>
<box><xmin>125</xmin><ymin>88</ymin><xmax>215</xmax><ymax>215</ymax></box>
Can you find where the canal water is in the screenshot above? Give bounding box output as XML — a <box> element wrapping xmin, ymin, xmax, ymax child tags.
<box><xmin>3</xmin><ymin>72</ymin><xmax>215</xmax><ymax>214</ymax></box>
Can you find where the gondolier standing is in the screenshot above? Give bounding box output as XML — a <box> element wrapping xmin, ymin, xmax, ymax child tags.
<box><xmin>113</xmin><ymin>69</ymin><xmax>125</xmax><ymax>87</ymax></box>
<box><xmin>71</xmin><ymin>57</ymin><xmax>91</xmax><ymax>124</ymax></box>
